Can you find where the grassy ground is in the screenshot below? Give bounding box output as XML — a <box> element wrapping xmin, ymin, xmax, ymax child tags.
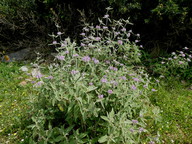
<box><xmin>0</xmin><ymin>62</ymin><xmax>191</xmax><ymax>143</ymax></box>
<box><xmin>150</xmin><ymin>79</ymin><xmax>192</xmax><ymax>143</ymax></box>
<box><xmin>0</xmin><ymin>62</ymin><xmax>33</xmax><ymax>144</ymax></box>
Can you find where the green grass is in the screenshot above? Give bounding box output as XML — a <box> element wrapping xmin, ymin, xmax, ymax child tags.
<box><xmin>0</xmin><ymin>62</ymin><xmax>33</xmax><ymax>144</ymax></box>
<box><xmin>150</xmin><ymin>79</ymin><xmax>192</xmax><ymax>143</ymax></box>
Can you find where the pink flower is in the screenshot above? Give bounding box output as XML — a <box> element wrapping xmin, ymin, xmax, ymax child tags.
<box><xmin>95</xmin><ymin>37</ymin><xmax>101</xmax><ymax>41</ymax></box>
<box><xmin>103</xmin><ymin>14</ymin><xmax>109</xmax><ymax>18</ymax></box>
<box><xmin>121</xmin><ymin>28</ymin><xmax>126</xmax><ymax>32</ymax></box>
<box><xmin>120</xmin><ymin>76</ymin><xmax>127</xmax><ymax>80</ymax></box>
<box><xmin>179</xmin><ymin>61</ymin><xmax>184</xmax><ymax>64</ymax></box>
<box><xmin>132</xmin><ymin>120</ymin><xmax>138</xmax><ymax>124</ymax></box>
<box><xmin>89</xmin><ymin>82</ymin><xmax>93</xmax><ymax>86</ymax></box>
<box><xmin>52</xmin><ymin>41</ymin><xmax>57</xmax><ymax>44</ymax></box>
<box><xmin>131</xmin><ymin>85</ymin><xmax>137</xmax><ymax>90</ymax></box>
<box><xmin>118</xmin><ymin>40</ymin><xmax>123</xmax><ymax>45</ymax></box>
<box><xmin>101</xmin><ymin>78</ymin><xmax>108</xmax><ymax>83</ymax></box>
<box><xmin>81</xmin><ymin>43</ymin><xmax>85</xmax><ymax>47</ymax></box>
<box><xmin>82</xmin><ymin>56</ymin><xmax>91</xmax><ymax>62</ymax></box>
<box><xmin>64</xmin><ymin>50</ymin><xmax>69</xmax><ymax>54</ymax></box>
<box><xmin>133</xmin><ymin>78</ymin><xmax>140</xmax><ymax>82</ymax></box>
<box><xmin>96</xmin><ymin>25</ymin><xmax>101</xmax><ymax>29</ymax></box>
<box><xmin>151</xmin><ymin>88</ymin><xmax>157</xmax><ymax>92</ymax></box>
<box><xmin>98</xmin><ymin>94</ymin><xmax>104</xmax><ymax>99</ymax></box>
<box><xmin>108</xmin><ymin>89</ymin><xmax>113</xmax><ymax>94</ymax></box>
<box><xmin>71</xmin><ymin>70</ymin><xmax>79</xmax><ymax>75</ymax></box>
<box><xmin>57</xmin><ymin>32</ymin><xmax>62</xmax><ymax>35</ymax></box>
<box><xmin>56</xmin><ymin>56</ymin><xmax>65</xmax><ymax>60</ymax></box>
<box><xmin>73</xmin><ymin>54</ymin><xmax>79</xmax><ymax>57</ymax></box>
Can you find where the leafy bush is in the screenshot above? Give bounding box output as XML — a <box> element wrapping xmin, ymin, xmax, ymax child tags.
<box><xmin>28</xmin><ymin>9</ymin><xmax>160</xmax><ymax>144</ymax></box>
<box><xmin>152</xmin><ymin>47</ymin><xmax>192</xmax><ymax>80</ymax></box>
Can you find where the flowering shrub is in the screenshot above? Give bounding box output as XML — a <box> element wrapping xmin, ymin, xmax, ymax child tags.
<box><xmin>29</xmin><ymin>9</ymin><xmax>160</xmax><ymax>144</ymax></box>
<box><xmin>153</xmin><ymin>47</ymin><xmax>192</xmax><ymax>79</ymax></box>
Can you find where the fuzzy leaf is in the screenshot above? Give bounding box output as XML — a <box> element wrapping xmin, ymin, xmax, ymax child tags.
<box><xmin>98</xmin><ymin>135</ymin><xmax>108</xmax><ymax>143</ymax></box>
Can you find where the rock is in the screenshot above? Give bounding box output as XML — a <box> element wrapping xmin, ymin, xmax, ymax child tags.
<box><xmin>1</xmin><ymin>48</ymin><xmax>31</xmax><ymax>62</ymax></box>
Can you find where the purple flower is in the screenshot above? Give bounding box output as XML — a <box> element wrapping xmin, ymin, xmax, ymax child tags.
<box><xmin>103</xmin><ymin>26</ymin><xmax>108</xmax><ymax>29</ymax></box>
<box><xmin>83</xmin><ymin>27</ymin><xmax>89</xmax><ymax>32</ymax></box>
<box><xmin>139</xmin><ymin>127</ymin><xmax>144</xmax><ymax>133</ymax></box>
<box><xmin>94</xmin><ymin>59</ymin><xmax>99</xmax><ymax>64</ymax></box>
<box><xmin>180</xmin><ymin>51</ymin><xmax>184</xmax><ymax>54</ymax></box>
<box><xmin>35</xmin><ymin>73</ymin><xmax>43</xmax><ymax>79</ymax></box>
<box><xmin>82</xmin><ymin>56</ymin><xmax>91</xmax><ymax>62</ymax></box>
<box><xmin>110</xmin><ymin>81</ymin><xmax>118</xmax><ymax>86</ymax></box>
<box><xmin>129</xmin><ymin>73</ymin><xmax>135</xmax><ymax>76</ymax></box>
<box><xmin>106</xmin><ymin>40</ymin><xmax>111</xmax><ymax>43</ymax></box>
<box><xmin>95</xmin><ymin>37</ymin><xmax>101</xmax><ymax>41</ymax></box>
<box><xmin>184</xmin><ymin>47</ymin><xmax>189</xmax><ymax>50</ymax></box>
<box><xmin>181</xmin><ymin>54</ymin><xmax>185</xmax><ymax>57</ymax></box>
<box><xmin>45</xmin><ymin>76</ymin><xmax>53</xmax><ymax>79</ymax></box>
<box><xmin>120</xmin><ymin>76</ymin><xmax>127</xmax><ymax>80</ymax></box>
<box><xmin>103</xmin><ymin>14</ymin><xmax>109</xmax><ymax>18</ymax></box>
<box><xmin>131</xmin><ymin>85</ymin><xmax>137</xmax><ymax>90</ymax></box>
<box><xmin>34</xmin><ymin>81</ymin><xmax>43</xmax><ymax>87</ymax></box>
<box><xmin>187</xmin><ymin>58</ymin><xmax>191</xmax><ymax>62</ymax></box>
<box><xmin>151</xmin><ymin>88</ymin><xmax>157</xmax><ymax>92</ymax></box>
<box><xmin>156</xmin><ymin>80</ymin><xmax>160</xmax><ymax>83</ymax></box>
<box><xmin>179</xmin><ymin>61</ymin><xmax>184</xmax><ymax>64</ymax></box>
<box><xmin>89</xmin><ymin>82</ymin><xmax>93</xmax><ymax>86</ymax></box>
<box><xmin>189</xmin><ymin>55</ymin><xmax>192</xmax><ymax>58</ymax></box>
<box><xmin>118</xmin><ymin>40</ymin><xmax>123</xmax><ymax>45</ymax></box>
<box><xmin>132</xmin><ymin>120</ymin><xmax>138</xmax><ymax>124</ymax></box>
<box><xmin>101</xmin><ymin>78</ymin><xmax>108</xmax><ymax>83</ymax></box>
<box><xmin>52</xmin><ymin>41</ymin><xmax>57</xmax><ymax>44</ymax></box>
<box><xmin>121</xmin><ymin>28</ymin><xmax>126</xmax><ymax>32</ymax></box>
<box><xmin>143</xmin><ymin>85</ymin><xmax>147</xmax><ymax>88</ymax></box>
<box><xmin>135</xmin><ymin>40</ymin><xmax>139</xmax><ymax>43</ymax></box>
<box><xmin>115</xmin><ymin>32</ymin><xmax>120</xmax><ymax>35</ymax></box>
<box><xmin>56</xmin><ymin>56</ymin><xmax>65</xmax><ymax>60</ymax></box>
<box><xmin>73</xmin><ymin>54</ymin><xmax>79</xmax><ymax>57</ymax></box>
<box><xmin>57</xmin><ymin>32</ymin><xmax>62</xmax><ymax>35</ymax></box>
<box><xmin>65</xmin><ymin>50</ymin><xmax>69</xmax><ymax>54</ymax></box>
<box><xmin>81</xmin><ymin>43</ymin><xmax>85</xmax><ymax>47</ymax></box>
<box><xmin>61</xmin><ymin>43</ymin><xmax>66</xmax><ymax>47</ymax></box>
<box><xmin>80</xmin><ymin>33</ymin><xmax>85</xmax><ymax>36</ymax></box>
<box><xmin>105</xmin><ymin>60</ymin><xmax>110</xmax><ymax>64</ymax></box>
<box><xmin>108</xmin><ymin>89</ymin><xmax>113</xmax><ymax>94</ymax></box>
<box><xmin>98</xmin><ymin>94</ymin><xmax>104</xmax><ymax>99</ymax></box>
<box><xmin>31</xmin><ymin>81</ymin><xmax>36</xmax><ymax>84</ymax></box>
<box><xmin>173</xmin><ymin>56</ymin><xmax>177</xmax><ymax>59</ymax></box>
<box><xmin>149</xmin><ymin>141</ymin><xmax>155</xmax><ymax>144</ymax></box>
<box><xmin>130</xmin><ymin>128</ymin><xmax>134</xmax><ymax>133</ymax></box>
<box><xmin>113</xmin><ymin>67</ymin><xmax>118</xmax><ymax>71</ymax></box>
<box><xmin>109</xmin><ymin>66</ymin><xmax>114</xmax><ymax>70</ymax></box>
<box><xmin>96</xmin><ymin>25</ymin><xmax>101</xmax><ymax>29</ymax></box>
<box><xmin>71</xmin><ymin>70</ymin><xmax>79</xmax><ymax>75</ymax></box>
<box><xmin>133</xmin><ymin>78</ymin><xmax>140</xmax><ymax>82</ymax></box>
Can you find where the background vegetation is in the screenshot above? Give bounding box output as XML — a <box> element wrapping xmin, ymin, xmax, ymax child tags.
<box><xmin>0</xmin><ymin>0</ymin><xmax>192</xmax><ymax>55</ymax></box>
